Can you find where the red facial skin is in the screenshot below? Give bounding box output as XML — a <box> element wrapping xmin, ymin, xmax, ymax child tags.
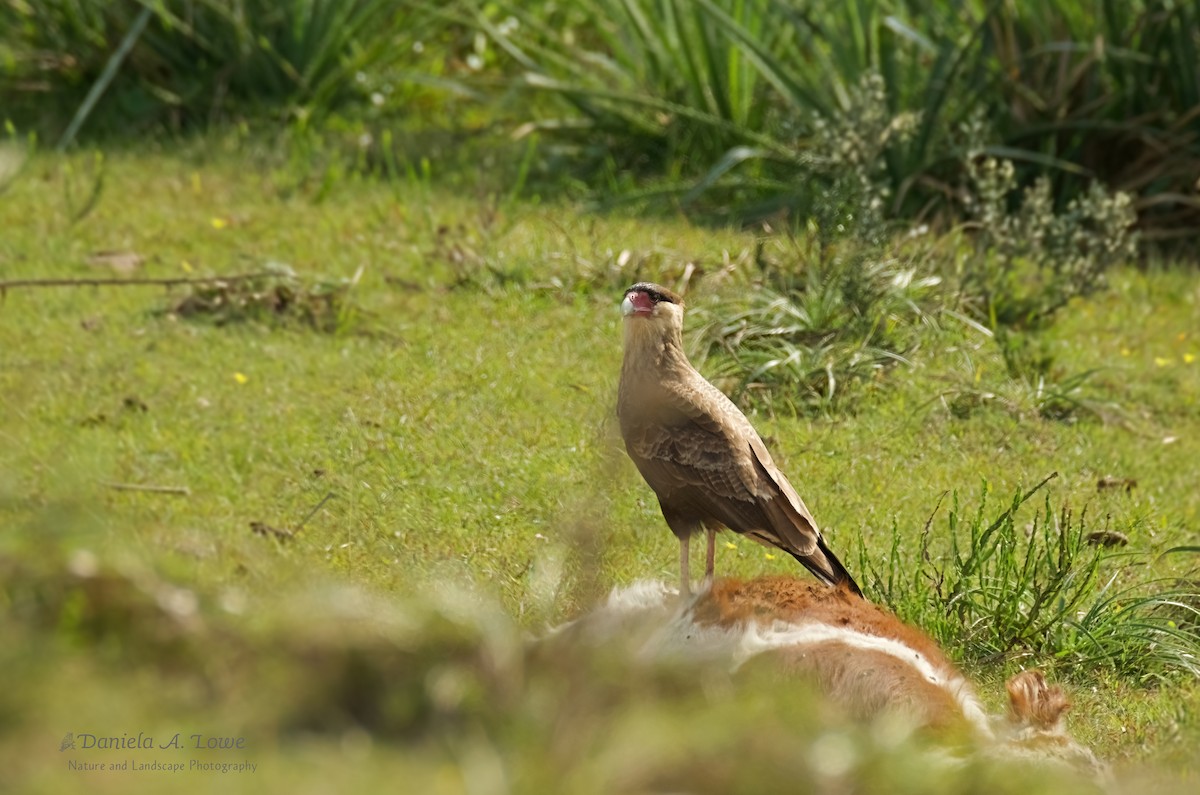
<box><xmin>624</xmin><ymin>290</ymin><xmax>655</xmax><ymax>316</ymax></box>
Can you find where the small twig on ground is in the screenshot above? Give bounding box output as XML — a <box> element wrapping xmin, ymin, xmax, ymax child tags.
<box><xmin>0</xmin><ymin>272</ymin><xmax>276</xmax><ymax>291</ymax></box>
<box><xmin>102</xmin><ymin>481</ymin><xmax>191</xmax><ymax>496</ymax></box>
<box><xmin>297</xmin><ymin>492</ymin><xmax>336</xmax><ymax>531</ymax></box>
<box><xmin>250</xmin><ymin>492</ymin><xmax>336</xmax><ymax>543</ymax></box>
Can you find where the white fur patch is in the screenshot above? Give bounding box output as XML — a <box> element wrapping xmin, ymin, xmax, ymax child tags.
<box><xmin>604</xmin><ymin>579</ymin><xmax>677</xmax><ymax>612</ymax></box>
<box><xmin>732</xmin><ymin>619</ymin><xmax>991</xmax><ymax>738</ymax></box>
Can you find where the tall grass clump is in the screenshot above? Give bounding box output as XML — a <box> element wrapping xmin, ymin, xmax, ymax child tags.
<box><xmin>694</xmin><ymin>225</ymin><xmax>944</xmax><ymax>416</ymax></box>
<box><xmin>480</xmin><ymin>0</ymin><xmax>989</xmax><ymax>222</ymax></box>
<box><xmin>980</xmin><ymin>0</ymin><xmax>1200</xmax><ymax>242</ymax></box>
<box><xmin>859</xmin><ymin>476</ymin><xmax>1200</xmax><ymax>681</ymax></box>
<box><xmin>690</xmin><ymin>129</ymin><xmax>1139</xmax><ymax>419</ymax></box>
<box><xmin>927</xmin><ymin>141</ymin><xmax>1138</xmax><ymax>423</ymax></box>
<box><xmin>682</xmin><ymin>69</ymin><xmax>950</xmax><ymax>416</ymax></box>
<box><xmin>0</xmin><ymin>0</ymin><xmax>454</xmax><ymax>136</ymax></box>
<box><xmin>480</xmin><ymin>0</ymin><xmax>1200</xmax><ymax>241</ymax></box>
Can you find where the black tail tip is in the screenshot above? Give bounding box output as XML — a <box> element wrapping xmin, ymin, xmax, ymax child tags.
<box><xmin>795</xmin><ymin>539</ymin><xmax>864</xmax><ymax>599</ymax></box>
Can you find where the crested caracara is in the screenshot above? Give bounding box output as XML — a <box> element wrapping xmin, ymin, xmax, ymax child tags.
<box><xmin>617</xmin><ymin>282</ymin><xmax>862</xmax><ymax>597</ymax></box>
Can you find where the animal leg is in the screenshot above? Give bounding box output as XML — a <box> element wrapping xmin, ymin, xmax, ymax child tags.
<box><xmin>662</xmin><ymin>511</ymin><xmax>699</xmax><ymax>599</ymax></box>
<box><xmin>679</xmin><ymin>536</ymin><xmax>691</xmax><ymax>597</ymax></box>
<box><xmin>701</xmin><ymin>527</ymin><xmax>716</xmax><ymax>590</ymax></box>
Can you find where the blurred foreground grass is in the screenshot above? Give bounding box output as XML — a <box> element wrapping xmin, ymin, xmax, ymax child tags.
<box><xmin>0</xmin><ymin>539</ymin><xmax>1146</xmax><ymax>795</ymax></box>
<box><xmin>1</xmin><ymin>149</ymin><xmax>1199</xmax><ymax>791</ymax></box>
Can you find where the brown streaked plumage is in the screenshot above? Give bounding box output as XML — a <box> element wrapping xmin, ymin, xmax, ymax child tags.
<box><xmin>617</xmin><ymin>282</ymin><xmax>862</xmax><ymax>597</ymax></box>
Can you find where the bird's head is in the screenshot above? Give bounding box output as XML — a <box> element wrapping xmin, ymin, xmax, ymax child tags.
<box><xmin>621</xmin><ymin>282</ymin><xmax>684</xmax><ymax>339</ymax></box>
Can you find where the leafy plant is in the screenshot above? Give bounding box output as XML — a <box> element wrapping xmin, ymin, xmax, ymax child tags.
<box><xmin>694</xmin><ymin>225</ymin><xmax>944</xmax><ymax>415</ymax></box>
<box><xmin>480</xmin><ymin>0</ymin><xmax>991</xmax><ymax>222</ymax></box>
<box><xmin>959</xmin><ymin>153</ymin><xmax>1138</xmax><ymax>328</ymax></box>
<box><xmin>859</xmin><ymin>477</ymin><xmax>1200</xmax><ymax>680</ymax></box>
<box><xmin>0</xmin><ymin>0</ymin><xmax>454</xmax><ymax>134</ymax></box>
<box><xmin>479</xmin><ymin>0</ymin><xmax>1199</xmax><ymax>240</ymax></box>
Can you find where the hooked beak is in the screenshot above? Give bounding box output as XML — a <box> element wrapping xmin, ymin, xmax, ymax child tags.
<box><xmin>621</xmin><ymin>292</ymin><xmax>654</xmax><ymax>317</ymax></box>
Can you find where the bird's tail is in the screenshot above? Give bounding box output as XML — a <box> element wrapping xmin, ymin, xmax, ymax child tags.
<box><xmin>790</xmin><ymin>535</ymin><xmax>863</xmax><ymax>598</ymax></box>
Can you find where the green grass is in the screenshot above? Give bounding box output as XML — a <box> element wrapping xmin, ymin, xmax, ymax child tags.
<box><xmin>2</xmin><ymin>148</ymin><xmax>1200</xmax><ymax>791</ymax></box>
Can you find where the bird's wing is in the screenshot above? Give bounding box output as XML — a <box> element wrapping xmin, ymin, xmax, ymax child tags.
<box><xmin>745</xmin><ymin>432</ymin><xmax>859</xmax><ymax>591</ymax></box>
<box><xmin>624</xmin><ymin>375</ymin><xmax>806</xmax><ymax>540</ymax></box>
<box><xmin>626</xmin><ymin>408</ymin><xmax>760</xmax><ymax>505</ymax></box>
<box><xmin>746</xmin><ymin>434</ymin><xmax>821</xmax><ymax>557</ymax></box>
<box><xmin>624</xmin><ymin>371</ymin><xmax>853</xmax><ymax>586</ymax></box>
<box><xmin>624</xmin><ymin>377</ymin><xmax>763</xmax><ymax>512</ymax></box>
<box><xmin>671</xmin><ymin>374</ymin><xmax>823</xmax><ymax>558</ymax></box>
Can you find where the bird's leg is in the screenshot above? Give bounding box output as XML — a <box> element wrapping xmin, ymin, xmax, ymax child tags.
<box><xmin>702</xmin><ymin>527</ymin><xmax>716</xmax><ymax>590</ymax></box>
<box><xmin>679</xmin><ymin>536</ymin><xmax>691</xmax><ymax>598</ymax></box>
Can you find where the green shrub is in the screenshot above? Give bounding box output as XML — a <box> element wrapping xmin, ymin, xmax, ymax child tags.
<box><xmin>0</xmin><ymin>0</ymin><xmax>453</xmax><ymax>134</ymax></box>
<box><xmin>480</xmin><ymin>0</ymin><xmax>1199</xmax><ymax>240</ymax></box>
<box><xmin>859</xmin><ymin>478</ymin><xmax>1200</xmax><ymax>681</ymax></box>
<box><xmin>959</xmin><ymin>153</ymin><xmax>1138</xmax><ymax>328</ymax></box>
<box><xmin>693</xmin><ymin>225</ymin><xmax>944</xmax><ymax>415</ymax></box>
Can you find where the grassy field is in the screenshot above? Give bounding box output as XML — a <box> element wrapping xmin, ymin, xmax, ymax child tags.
<box><xmin>2</xmin><ymin>147</ymin><xmax>1199</xmax><ymax>792</ymax></box>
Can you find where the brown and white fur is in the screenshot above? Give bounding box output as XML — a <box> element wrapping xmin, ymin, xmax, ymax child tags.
<box><xmin>550</xmin><ymin>575</ymin><xmax>1106</xmax><ymax>781</ymax></box>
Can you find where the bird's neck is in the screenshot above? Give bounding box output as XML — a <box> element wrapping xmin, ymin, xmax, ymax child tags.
<box><xmin>622</xmin><ymin>319</ymin><xmax>688</xmax><ymax>376</ymax></box>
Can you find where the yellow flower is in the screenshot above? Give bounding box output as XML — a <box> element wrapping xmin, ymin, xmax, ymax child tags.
<box><xmin>1154</xmin><ymin>356</ymin><xmax>1171</xmax><ymax>368</ymax></box>
<box><xmin>211</xmin><ymin>217</ymin><xmax>228</xmax><ymax>229</ymax></box>
<box><xmin>724</xmin><ymin>541</ymin><xmax>737</xmax><ymax>550</ymax></box>
<box><xmin>233</xmin><ymin>372</ymin><xmax>248</xmax><ymax>384</ymax></box>
<box><xmin>1185</xmin><ymin>353</ymin><xmax>1196</xmax><ymax>364</ymax></box>
<box><xmin>764</xmin><ymin>552</ymin><xmax>777</xmax><ymax>561</ymax></box>
<box><xmin>1119</xmin><ymin>348</ymin><xmax>1131</xmax><ymax>357</ymax></box>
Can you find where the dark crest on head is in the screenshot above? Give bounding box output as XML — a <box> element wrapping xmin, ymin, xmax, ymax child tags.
<box><xmin>625</xmin><ymin>282</ymin><xmax>682</xmax><ymax>306</ymax></box>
